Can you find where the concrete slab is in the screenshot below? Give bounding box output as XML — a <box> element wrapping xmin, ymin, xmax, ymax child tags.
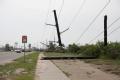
<box><xmin>52</xmin><ymin>60</ymin><xmax>120</xmax><ymax>80</ymax></box>
<box><xmin>35</xmin><ymin>54</ymin><xmax>70</xmax><ymax>80</ymax></box>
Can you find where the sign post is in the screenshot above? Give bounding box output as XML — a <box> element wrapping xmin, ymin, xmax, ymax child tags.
<box><xmin>22</xmin><ymin>35</ymin><xmax>27</xmax><ymax>63</ymax></box>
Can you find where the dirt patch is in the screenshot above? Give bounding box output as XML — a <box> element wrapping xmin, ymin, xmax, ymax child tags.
<box><xmin>0</xmin><ymin>75</ymin><xmax>9</xmax><ymax>80</ymax></box>
<box><xmin>83</xmin><ymin>59</ymin><xmax>120</xmax><ymax>76</ymax></box>
<box><xmin>52</xmin><ymin>60</ymin><xmax>120</xmax><ymax>80</ymax></box>
<box><xmin>0</xmin><ymin>77</ymin><xmax>6</xmax><ymax>80</ymax></box>
<box><xmin>13</xmin><ymin>68</ymin><xmax>28</xmax><ymax>75</ymax></box>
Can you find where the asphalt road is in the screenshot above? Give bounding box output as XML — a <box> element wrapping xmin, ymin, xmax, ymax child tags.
<box><xmin>0</xmin><ymin>51</ymin><xmax>31</xmax><ymax>65</ymax></box>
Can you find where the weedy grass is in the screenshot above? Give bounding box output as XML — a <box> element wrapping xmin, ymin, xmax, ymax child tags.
<box><xmin>0</xmin><ymin>52</ymin><xmax>39</xmax><ymax>80</ymax></box>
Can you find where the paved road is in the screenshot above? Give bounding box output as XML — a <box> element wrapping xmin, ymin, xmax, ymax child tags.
<box><xmin>0</xmin><ymin>51</ymin><xmax>31</xmax><ymax>64</ymax></box>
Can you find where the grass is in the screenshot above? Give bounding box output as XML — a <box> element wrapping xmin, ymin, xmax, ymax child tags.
<box><xmin>0</xmin><ymin>51</ymin><xmax>39</xmax><ymax>80</ymax></box>
<box><xmin>44</xmin><ymin>52</ymin><xmax>79</xmax><ymax>57</ymax></box>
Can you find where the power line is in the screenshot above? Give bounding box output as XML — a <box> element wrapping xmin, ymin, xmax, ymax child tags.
<box><xmin>58</xmin><ymin>0</ymin><xmax>86</xmax><ymax>37</ymax></box>
<box><xmin>68</xmin><ymin>0</ymin><xmax>86</xmax><ymax>28</ymax></box>
<box><xmin>53</xmin><ymin>0</ymin><xmax>56</xmax><ymax>10</ymax></box>
<box><xmin>88</xmin><ymin>17</ymin><xmax>120</xmax><ymax>43</ymax></box>
<box><xmin>45</xmin><ymin>0</ymin><xmax>52</xmax><ymax>23</ymax></box>
<box><xmin>99</xmin><ymin>25</ymin><xmax>120</xmax><ymax>41</ymax></box>
<box><xmin>41</xmin><ymin>0</ymin><xmax>52</xmax><ymax>41</ymax></box>
<box><xmin>108</xmin><ymin>26</ymin><xmax>120</xmax><ymax>36</ymax></box>
<box><xmin>58</xmin><ymin>0</ymin><xmax>65</xmax><ymax>19</ymax></box>
<box><xmin>76</xmin><ymin>0</ymin><xmax>111</xmax><ymax>43</ymax></box>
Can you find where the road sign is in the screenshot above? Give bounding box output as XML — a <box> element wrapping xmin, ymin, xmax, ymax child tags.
<box><xmin>22</xmin><ymin>35</ymin><xmax>27</xmax><ymax>43</ymax></box>
<box><xmin>22</xmin><ymin>35</ymin><xmax>27</xmax><ymax>63</ymax></box>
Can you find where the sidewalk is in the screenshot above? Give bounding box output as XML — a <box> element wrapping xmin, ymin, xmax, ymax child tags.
<box><xmin>35</xmin><ymin>54</ymin><xmax>70</xmax><ymax>80</ymax></box>
<box><xmin>52</xmin><ymin>60</ymin><xmax>120</xmax><ymax>80</ymax></box>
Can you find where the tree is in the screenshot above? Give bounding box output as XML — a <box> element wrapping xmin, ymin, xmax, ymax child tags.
<box><xmin>68</xmin><ymin>43</ymin><xmax>79</xmax><ymax>53</ymax></box>
<box><xmin>5</xmin><ymin>44</ymin><xmax>10</xmax><ymax>51</ymax></box>
<box><xmin>47</xmin><ymin>42</ymin><xmax>56</xmax><ymax>52</ymax></box>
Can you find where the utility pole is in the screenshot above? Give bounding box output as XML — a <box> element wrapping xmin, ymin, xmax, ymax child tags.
<box><xmin>24</xmin><ymin>43</ymin><xmax>26</xmax><ymax>63</ymax></box>
<box><xmin>104</xmin><ymin>15</ymin><xmax>107</xmax><ymax>46</ymax></box>
<box><xmin>53</xmin><ymin>10</ymin><xmax>62</xmax><ymax>47</ymax></box>
<box><xmin>46</xmin><ymin>10</ymin><xmax>69</xmax><ymax>47</ymax></box>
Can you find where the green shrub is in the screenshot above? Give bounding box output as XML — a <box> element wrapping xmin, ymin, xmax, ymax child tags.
<box><xmin>105</xmin><ymin>42</ymin><xmax>120</xmax><ymax>59</ymax></box>
<box><xmin>66</xmin><ymin>41</ymin><xmax>120</xmax><ymax>59</ymax></box>
<box><xmin>67</xmin><ymin>43</ymin><xmax>80</xmax><ymax>53</ymax></box>
<box><xmin>80</xmin><ymin>45</ymin><xmax>100</xmax><ymax>57</ymax></box>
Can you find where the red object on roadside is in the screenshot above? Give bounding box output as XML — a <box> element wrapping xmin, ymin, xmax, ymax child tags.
<box><xmin>22</xmin><ymin>35</ymin><xmax>27</xmax><ymax>43</ymax></box>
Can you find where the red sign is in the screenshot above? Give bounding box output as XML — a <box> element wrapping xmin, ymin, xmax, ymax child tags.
<box><xmin>22</xmin><ymin>36</ymin><xmax>27</xmax><ymax>43</ymax></box>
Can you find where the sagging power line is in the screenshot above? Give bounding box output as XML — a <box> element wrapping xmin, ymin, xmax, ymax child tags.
<box><xmin>76</xmin><ymin>0</ymin><xmax>111</xmax><ymax>43</ymax></box>
<box><xmin>41</xmin><ymin>0</ymin><xmax>52</xmax><ymax>41</ymax></box>
<box><xmin>68</xmin><ymin>0</ymin><xmax>86</xmax><ymax>29</ymax></box>
<box><xmin>108</xmin><ymin>26</ymin><xmax>120</xmax><ymax>36</ymax></box>
<box><xmin>99</xmin><ymin>25</ymin><xmax>120</xmax><ymax>41</ymax></box>
<box><xmin>45</xmin><ymin>0</ymin><xmax>52</xmax><ymax>24</ymax></box>
<box><xmin>88</xmin><ymin>17</ymin><xmax>120</xmax><ymax>43</ymax></box>
<box><xmin>92</xmin><ymin>15</ymin><xmax>120</xmax><ymax>43</ymax></box>
<box><xmin>58</xmin><ymin>0</ymin><xmax>65</xmax><ymax>19</ymax></box>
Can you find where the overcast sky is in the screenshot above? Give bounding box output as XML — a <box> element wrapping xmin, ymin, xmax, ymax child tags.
<box><xmin>0</xmin><ymin>0</ymin><xmax>120</xmax><ymax>47</ymax></box>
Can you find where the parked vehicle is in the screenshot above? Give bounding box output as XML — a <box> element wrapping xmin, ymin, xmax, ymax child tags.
<box><xmin>15</xmin><ymin>50</ymin><xmax>22</xmax><ymax>53</ymax></box>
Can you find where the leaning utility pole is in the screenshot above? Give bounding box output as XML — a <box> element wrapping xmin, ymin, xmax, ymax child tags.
<box><xmin>104</xmin><ymin>15</ymin><xmax>107</xmax><ymax>46</ymax></box>
<box><xmin>46</xmin><ymin>10</ymin><xmax>69</xmax><ymax>47</ymax></box>
<box><xmin>53</xmin><ymin>10</ymin><xmax>62</xmax><ymax>47</ymax></box>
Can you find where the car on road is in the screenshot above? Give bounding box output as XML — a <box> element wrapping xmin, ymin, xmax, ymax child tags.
<box><xmin>15</xmin><ymin>50</ymin><xmax>22</xmax><ymax>53</ymax></box>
